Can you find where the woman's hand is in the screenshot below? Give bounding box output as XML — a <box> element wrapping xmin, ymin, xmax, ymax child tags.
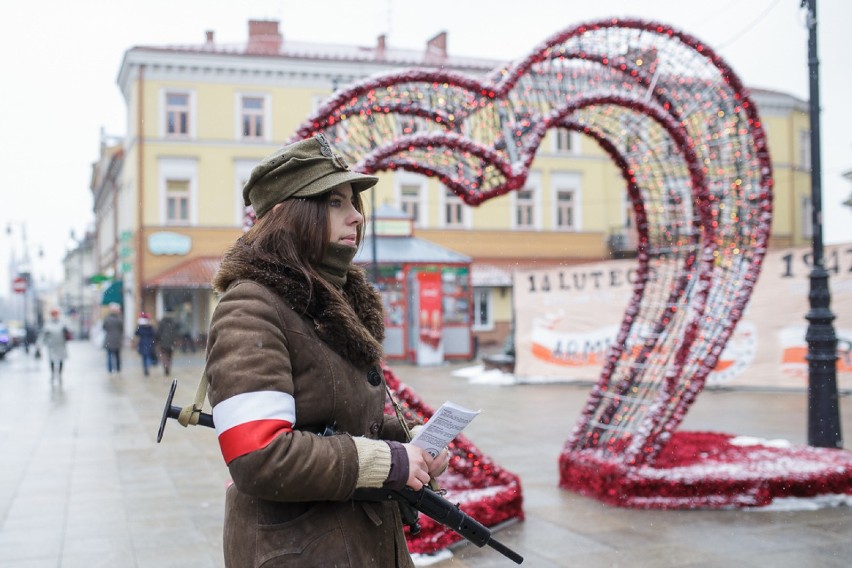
<box><xmin>402</xmin><ymin>444</ymin><xmax>433</xmax><ymax>490</ymax></box>
<box><xmin>428</xmin><ymin>447</ymin><xmax>450</xmax><ymax>479</ymax></box>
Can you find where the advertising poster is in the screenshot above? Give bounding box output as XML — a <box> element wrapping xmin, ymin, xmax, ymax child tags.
<box><xmin>514</xmin><ymin>243</ymin><xmax>852</xmax><ymax>390</ymax></box>
<box><xmin>416</xmin><ymin>271</ymin><xmax>443</xmax><ymax>365</ymax></box>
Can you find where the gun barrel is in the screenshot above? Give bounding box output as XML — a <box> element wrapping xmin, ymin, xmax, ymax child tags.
<box><xmin>402</xmin><ymin>487</ymin><xmax>524</xmax><ymax>564</ymax></box>
<box><xmin>487</xmin><ymin>537</ymin><xmax>524</xmax><ymax>565</ymax></box>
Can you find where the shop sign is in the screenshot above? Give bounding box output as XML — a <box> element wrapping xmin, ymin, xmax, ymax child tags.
<box><xmin>148</xmin><ymin>232</ymin><xmax>192</xmax><ymax>256</ymax></box>
<box><xmin>374</xmin><ymin>218</ymin><xmax>412</xmax><ymax>237</ymax></box>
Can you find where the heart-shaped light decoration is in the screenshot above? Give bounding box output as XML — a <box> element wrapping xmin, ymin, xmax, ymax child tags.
<box><xmin>291</xmin><ymin>18</ymin><xmax>772</xmax><ymax>469</ymax></box>
<box><xmin>240</xmin><ymin>18</ymin><xmax>840</xmax><ymax>525</ymax></box>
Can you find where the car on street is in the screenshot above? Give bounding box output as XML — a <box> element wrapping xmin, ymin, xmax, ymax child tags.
<box><xmin>0</xmin><ymin>323</ymin><xmax>11</xmax><ymax>359</ymax></box>
<box><xmin>8</xmin><ymin>324</ymin><xmax>25</xmax><ymax>347</ymax></box>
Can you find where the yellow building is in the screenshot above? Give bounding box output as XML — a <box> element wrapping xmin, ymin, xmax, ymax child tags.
<box><xmin>752</xmin><ymin>88</ymin><xmax>815</xmax><ymax>248</ymax></box>
<box><xmin>96</xmin><ymin>20</ymin><xmax>812</xmax><ymax>351</ymax></box>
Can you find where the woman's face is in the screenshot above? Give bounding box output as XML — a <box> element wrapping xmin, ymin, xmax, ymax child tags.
<box><xmin>327</xmin><ymin>183</ymin><xmax>364</xmax><ymax>248</ymax></box>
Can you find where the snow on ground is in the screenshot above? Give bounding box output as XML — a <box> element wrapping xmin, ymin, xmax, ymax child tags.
<box><xmin>451</xmin><ymin>364</ymin><xmax>586</xmax><ymax>385</ymax></box>
<box><xmin>411</xmin><ymin>549</ymin><xmax>454</xmax><ymax>566</ymax></box>
<box><xmin>754</xmin><ymin>494</ymin><xmax>852</xmax><ymax>511</ymax></box>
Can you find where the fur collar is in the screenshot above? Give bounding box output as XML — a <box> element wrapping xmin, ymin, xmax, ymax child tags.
<box><xmin>214</xmin><ymin>240</ymin><xmax>385</xmax><ymax>370</ymax></box>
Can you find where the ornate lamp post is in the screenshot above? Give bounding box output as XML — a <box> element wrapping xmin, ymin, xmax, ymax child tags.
<box><xmin>802</xmin><ymin>0</ymin><xmax>843</xmax><ymax>448</ymax></box>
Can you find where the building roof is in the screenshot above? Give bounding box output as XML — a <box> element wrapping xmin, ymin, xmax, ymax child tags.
<box><xmin>373</xmin><ymin>204</ymin><xmax>412</xmax><ymax>220</ymax></box>
<box><xmin>130</xmin><ymin>33</ymin><xmax>499</xmax><ymax>72</ymax></box>
<box><xmin>145</xmin><ymin>256</ymin><xmax>221</xmax><ymax>289</ymax></box>
<box><xmin>118</xmin><ymin>21</ymin><xmax>501</xmax><ymax>94</ymax></box>
<box><xmin>355</xmin><ymin>236</ymin><xmax>470</xmax><ymax>265</ymax></box>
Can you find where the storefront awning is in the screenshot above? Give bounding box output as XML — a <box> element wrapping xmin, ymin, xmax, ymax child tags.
<box><xmin>101</xmin><ymin>280</ymin><xmax>123</xmax><ymax>306</ymax></box>
<box><xmin>145</xmin><ymin>256</ymin><xmax>221</xmax><ymax>289</ymax></box>
<box><xmin>355</xmin><ymin>236</ymin><xmax>471</xmax><ymax>265</ymax></box>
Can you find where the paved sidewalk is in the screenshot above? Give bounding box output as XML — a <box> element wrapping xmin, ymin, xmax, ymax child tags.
<box><xmin>1</xmin><ymin>339</ymin><xmax>851</xmax><ymax>567</ymax></box>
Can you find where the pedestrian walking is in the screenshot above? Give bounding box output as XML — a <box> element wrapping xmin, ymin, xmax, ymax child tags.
<box><xmin>205</xmin><ymin>135</ymin><xmax>449</xmax><ymax>567</ymax></box>
<box><xmin>39</xmin><ymin>308</ymin><xmax>69</xmax><ymax>382</ymax></box>
<box><xmin>177</xmin><ymin>307</ymin><xmax>196</xmax><ymax>353</ymax></box>
<box><xmin>134</xmin><ymin>313</ymin><xmax>156</xmax><ymax>376</ymax></box>
<box><xmin>102</xmin><ymin>303</ymin><xmax>124</xmax><ymax>374</ymax></box>
<box><xmin>155</xmin><ymin>311</ymin><xmax>179</xmax><ymax>375</ymax></box>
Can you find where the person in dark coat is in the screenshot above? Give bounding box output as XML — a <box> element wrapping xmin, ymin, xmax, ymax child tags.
<box><xmin>155</xmin><ymin>311</ymin><xmax>179</xmax><ymax>375</ymax></box>
<box><xmin>205</xmin><ymin>135</ymin><xmax>449</xmax><ymax>567</ymax></box>
<box><xmin>134</xmin><ymin>313</ymin><xmax>156</xmax><ymax>376</ymax></box>
<box><xmin>102</xmin><ymin>303</ymin><xmax>124</xmax><ymax>374</ymax></box>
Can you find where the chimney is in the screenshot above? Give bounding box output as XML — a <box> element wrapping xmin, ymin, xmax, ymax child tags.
<box><xmin>425</xmin><ymin>31</ymin><xmax>447</xmax><ymax>64</ymax></box>
<box><xmin>376</xmin><ymin>34</ymin><xmax>386</xmax><ymax>60</ymax></box>
<box><xmin>205</xmin><ymin>30</ymin><xmax>215</xmax><ymax>48</ymax></box>
<box><xmin>247</xmin><ymin>19</ymin><xmax>283</xmax><ymax>55</ymax></box>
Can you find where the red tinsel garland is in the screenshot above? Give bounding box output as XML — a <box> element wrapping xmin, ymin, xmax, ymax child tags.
<box><xmin>560</xmin><ymin>431</ymin><xmax>852</xmax><ymax>509</ymax></box>
<box><xmin>287</xmin><ymin>18</ymin><xmax>774</xmax><ymax>469</ymax></box>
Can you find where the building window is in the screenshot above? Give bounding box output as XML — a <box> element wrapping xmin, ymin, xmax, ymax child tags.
<box><xmin>398</xmin><ymin>117</ymin><xmax>417</xmax><ymax>136</ymax></box>
<box><xmin>241</xmin><ymin>96</ymin><xmax>264</xmax><ymax>138</ymax></box>
<box><xmin>552</xmin><ymin>127</ymin><xmax>578</xmax><ymax>154</ymax></box>
<box><xmin>235</xmin><ymin>160</ymin><xmax>256</xmax><ymax>227</ymax></box>
<box><xmin>445</xmin><ymin>189</ymin><xmax>465</xmax><ymax>228</ymax></box>
<box><xmin>166</xmin><ymin>93</ymin><xmax>190</xmax><ymax>136</ymax></box>
<box><xmin>551</xmin><ymin>172</ymin><xmax>581</xmax><ymax>231</ymax></box>
<box><xmin>166</xmin><ymin>180</ymin><xmax>190</xmax><ymax>225</ymax></box>
<box><xmin>799</xmin><ymin>130</ymin><xmax>812</xmax><ymax>170</ymax></box>
<box><xmin>473</xmin><ymin>288</ymin><xmax>493</xmax><ymax>330</ymax></box>
<box><xmin>556</xmin><ymin>189</ymin><xmax>576</xmax><ymax>230</ymax></box>
<box><xmin>515</xmin><ymin>187</ymin><xmax>535</xmax><ymax>229</ymax></box>
<box><xmin>801</xmin><ymin>195</ymin><xmax>813</xmax><ymax>239</ymax></box>
<box><xmin>400</xmin><ymin>184</ymin><xmax>420</xmax><ymax>224</ymax></box>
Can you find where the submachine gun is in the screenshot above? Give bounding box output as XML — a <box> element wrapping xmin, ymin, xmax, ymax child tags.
<box><xmin>157</xmin><ymin>379</ymin><xmax>523</xmax><ymax>564</ymax></box>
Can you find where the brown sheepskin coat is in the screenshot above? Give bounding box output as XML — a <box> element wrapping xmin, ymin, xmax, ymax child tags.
<box><xmin>205</xmin><ymin>240</ymin><xmax>414</xmax><ymax>567</ymax></box>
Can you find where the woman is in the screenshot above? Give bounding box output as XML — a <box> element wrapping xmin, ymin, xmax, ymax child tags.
<box><xmin>102</xmin><ymin>302</ymin><xmax>124</xmax><ymax>374</ymax></box>
<box><xmin>154</xmin><ymin>311</ymin><xmax>179</xmax><ymax>375</ymax></box>
<box><xmin>134</xmin><ymin>313</ymin><xmax>156</xmax><ymax>376</ymax></box>
<box><xmin>205</xmin><ymin>135</ymin><xmax>448</xmax><ymax>567</ymax></box>
<box><xmin>39</xmin><ymin>308</ymin><xmax>69</xmax><ymax>381</ymax></box>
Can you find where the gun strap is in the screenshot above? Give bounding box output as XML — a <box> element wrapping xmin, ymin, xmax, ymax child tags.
<box><xmin>177</xmin><ymin>371</ymin><xmax>209</xmax><ymax>428</ymax></box>
<box><xmin>384</xmin><ymin>378</ymin><xmax>443</xmax><ymax>493</ymax></box>
<box><xmin>384</xmin><ymin>381</ymin><xmax>412</xmax><ymax>443</ymax></box>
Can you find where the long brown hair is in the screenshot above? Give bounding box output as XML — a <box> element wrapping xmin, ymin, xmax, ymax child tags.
<box><xmin>241</xmin><ymin>190</ymin><xmax>365</xmax><ymax>284</ymax></box>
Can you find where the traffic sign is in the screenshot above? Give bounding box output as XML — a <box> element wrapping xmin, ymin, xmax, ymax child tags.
<box><xmin>12</xmin><ymin>276</ymin><xmax>26</xmax><ymax>294</ymax></box>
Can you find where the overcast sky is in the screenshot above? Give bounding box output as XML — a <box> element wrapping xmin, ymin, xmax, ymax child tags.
<box><xmin>1</xmin><ymin>0</ymin><xmax>850</xmax><ymax>295</ymax></box>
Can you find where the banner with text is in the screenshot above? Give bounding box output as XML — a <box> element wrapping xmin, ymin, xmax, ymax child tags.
<box><xmin>514</xmin><ymin>243</ymin><xmax>852</xmax><ymax>390</ymax></box>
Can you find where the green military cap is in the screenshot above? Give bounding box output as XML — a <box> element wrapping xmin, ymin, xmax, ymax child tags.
<box><xmin>243</xmin><ymin>134</ymin><xmax>378</xmax><ymax>219</ymax></box>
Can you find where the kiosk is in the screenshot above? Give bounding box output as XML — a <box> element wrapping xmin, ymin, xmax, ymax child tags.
<box><xmin>355</xmin><ymin>206</ymin><xmax>473</xmax><ymax>364</ymax></box>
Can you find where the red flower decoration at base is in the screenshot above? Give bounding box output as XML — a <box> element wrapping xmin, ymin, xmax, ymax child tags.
<box><xmin>560</xmin><ymin>431</ymin><xmax>852</xmax><ymax>509</ymax></box>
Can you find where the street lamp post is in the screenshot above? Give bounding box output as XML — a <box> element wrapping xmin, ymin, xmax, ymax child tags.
<box><xmin>6</xmin><ymin>222</ymin><xmax>42</xmax><ymax>352</ymax></box>
<box><xmin>70</xmin><ymin>230</ymin><xmax>87</xmax><ymax>340</ymax></box>
<box><xmin>371</xmin><ymin>186</ymin><xmax>379</xmax><ymax>283</ymax></box>
<box><xmin>802</xmin><ymin>0</ymin><xmax>843</xmax><ymax>448</ymax></box>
